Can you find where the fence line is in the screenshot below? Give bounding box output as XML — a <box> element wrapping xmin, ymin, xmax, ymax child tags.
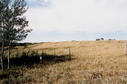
<box><xmin>40</xmin><ymin>47</ymin><xmax>71</xmax><ymax>56</ymax></box>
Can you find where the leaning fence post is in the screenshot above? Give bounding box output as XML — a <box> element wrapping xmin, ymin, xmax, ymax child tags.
<box><xmin>69</xmin><ymin>48</ymin><xmax>71</xmax><ymax>60</ymax></box>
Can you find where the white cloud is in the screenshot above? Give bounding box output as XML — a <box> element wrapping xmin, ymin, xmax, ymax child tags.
<box><xmin>26</xmin><ymin>0</ymin><xmax>127</xmax><ymax>33</ymax></box>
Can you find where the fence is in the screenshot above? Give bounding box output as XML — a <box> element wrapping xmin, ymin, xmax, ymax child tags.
<box><xmin>40</xmin><ymin>47</ymin><xmax>72</xmax><ymax>60</ymax></box>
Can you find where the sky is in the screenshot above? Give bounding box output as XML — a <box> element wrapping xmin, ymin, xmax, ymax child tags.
<box><xmin>24</xmin><ymin>0</ymin><xmax>127</xmax><ymax>42</ymax></box>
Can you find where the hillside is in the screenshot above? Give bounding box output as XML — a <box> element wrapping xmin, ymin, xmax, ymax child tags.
<box><xmin>1</xmin><ymin>40</ymin><xmax>127</xmax><ymax>84</ymax></box>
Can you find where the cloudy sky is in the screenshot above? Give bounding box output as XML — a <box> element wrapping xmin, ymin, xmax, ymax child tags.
<box><xmin>24</xmin><ymin>0</ymin><xmax>127</xmax><ymax>42</ymax></box>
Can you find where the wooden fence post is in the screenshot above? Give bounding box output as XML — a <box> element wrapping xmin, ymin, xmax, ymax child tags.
<box><xmin>41</xmin><ymin>50</ymin><xmax>45</xmax><ymax>63</ymax></box>
<box><xmin>54</xmin><ymin>48</ymin><xmax>56</xmax><ymax>56</ymax></box>
<box><xmin>124</xmin><ymin>41</ymin><xmax>127</xmax><ymax>55</ymax></box>
<box><xmin>40</xmin><ymin>56</ymin><xmax>42</xmax><ymax>64</ymax></box>
<box><xmin>16</xmin><ymin>48</ymin><xmax>18</xmax><ymax>57</ymax></box>
<box><xmin>69</xmin><ymin>48</ymin><xmax>71</xmax><ymax>60</ymax></box>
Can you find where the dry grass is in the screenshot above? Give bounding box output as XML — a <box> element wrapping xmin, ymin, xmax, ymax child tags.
<box><xmin>1</xmin><ymin>40</ymin><xmax>127</xmax><ymax>84</ymax></box>
<box><xmin>21</xmin><ymin>40</ymin><xmax>127</xmax><ymax>84</ymax></box>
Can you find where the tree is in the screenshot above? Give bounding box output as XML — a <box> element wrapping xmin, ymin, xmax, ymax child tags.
<box><xmin>0</xmin><ymin>0</ymin><xmax>6</xmax><ymax>72</ymax></box>
<box><xmin>0</xmin><ymin>0</ymin><xmax>32</xmax><ymax>71</ymax></box>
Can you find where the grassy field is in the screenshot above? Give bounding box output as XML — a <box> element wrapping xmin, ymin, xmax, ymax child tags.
<box><xmin>1</xmin><ymin>40</ymin><xmax>127</xmax><ymax>84</ymax></box>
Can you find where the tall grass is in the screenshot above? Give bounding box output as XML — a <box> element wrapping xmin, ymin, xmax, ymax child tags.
<box><xmin>1</xmin><ymin>40</ymin><xmax>127</xmax><ymax>84</ymax></box>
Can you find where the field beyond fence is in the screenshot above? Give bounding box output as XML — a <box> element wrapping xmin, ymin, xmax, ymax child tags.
<box><xmin>1</xmin><ymin>40</ymin><xmax>127</xmax><ymax>84</ymax></box>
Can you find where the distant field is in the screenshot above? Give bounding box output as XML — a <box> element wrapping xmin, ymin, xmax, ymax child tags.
<box><xmin>1</xmin><ymin>40</ymin><xmax>127</xmax><ymax>84</ymax></box>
